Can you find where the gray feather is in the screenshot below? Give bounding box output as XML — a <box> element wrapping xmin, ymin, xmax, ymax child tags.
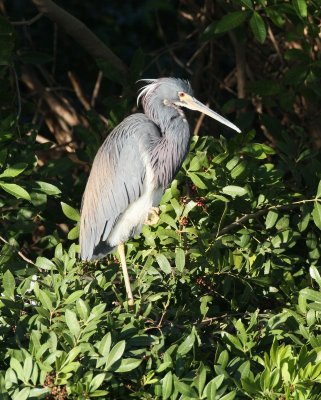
<box><xmin>80</xmin><ymin>114</ymin><xmax>161</xmax><ymax>260</ymax></box>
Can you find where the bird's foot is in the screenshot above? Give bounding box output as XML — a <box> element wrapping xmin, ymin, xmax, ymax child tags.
<box><xmin>145</xmin><ymin>207</ymin><xmax>160</xmax><ymax>225</ymax></box>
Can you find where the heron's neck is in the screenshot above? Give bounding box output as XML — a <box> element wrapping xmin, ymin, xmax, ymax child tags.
<box><xmin>150</xmin><ymin>109</ymin><xmax>191</xmax><ymax>188</ymax></box>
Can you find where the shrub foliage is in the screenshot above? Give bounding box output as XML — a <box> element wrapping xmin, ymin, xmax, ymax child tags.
<box><xmin>1</xmin><ymin>0</ymin><xmax>321</xmax><ymax>399</ymax></box>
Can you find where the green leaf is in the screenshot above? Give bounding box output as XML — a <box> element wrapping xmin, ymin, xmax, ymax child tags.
<box><xmin>76</xmin><ymin>298</ymin><xmax>90</xmax><ymax>321</ymax></box>
<box><xmin>98</xmin><ymin>333</ymin><xmax>112</xmax><ymax>357</ymax></box>
<box><xmin>23</xmin><ymin>356</ymin><xmax>33</xmax><ymax>382</ymax></box>
<box><xmin>29</xmin><ymin>388</ymin><xmax>50</xmax><ymax>397</ymax></box>
<box><xmin>210</xmin><ymin>374</ymin><xmax>224</xmax><ymax>389</ymax></box>
<box><xmin>89</xmin><ymin>390</ymin><xmax>109</xmax><ymax>397</ymax></box>
<box><xmin>60</xmin><ymin>361</ymin><xmax>80</xmax><ymax>374</ymax></box>
<box><xmin>68</xmin><ymin>225</ymin><xmax>80</xmax><ymax>240</ymax></box>
<box><xmin>0</xmin><ymin>163</ymin><xmax>27</xmax><ymax>178</ymax></box>
<box><xmin>3</xmin><ymin>269</ymin><xmax>15</xmax><ymax>300</ymax></box>
<box><xmin>35</xmin><ymin>181</ymin><xmax>61</xmax><ymax>195</ymax></box>
<box><xmin>155</xmin><ymin>253</ymin><xmax>172</xmax><ymax>275</ymax></box>
<box><xmin>195</xmin><ymin>363</ymin><xmax>207</xmax><ymax>395</ymax></box>
<box><xmin>182</xmin><ymin>200</ymin><xmax>196</xmax><ymax>217</ymax></box>
<box><xmin>177</xmin><ymin>330</ymin><xmax>195</xmax><ymax>356</ymax></box>
<box><xmin>66</xmin><ymin>346</ymin><xmax>81</xmax><ymax>363</ymax></box>
<box><xmin>205</xmin><ymin>380</ymin><xmax>217</xmax><ymax>400</ymax></box>
<box><xmin>220</xmin><ymin>391</ymin><xmax>236</xmax><ymax>400</ymax></box>
<box><xmin>175</xmin><ymin>248</ymin><xmax>185</xmax><ymax>273</ymax></box>
<box><xmin>265</xmin><ymin>210</ymin><xmax>278</xmax><ymax>229</ymax></box>
<box><xmin>310</xmin><ymin>266</ymin><xmax>321</xmax><ymax>288</ymax></box>
<box><xmin>64</xmin><ymin>290</ymin><xmax>83</xmax><ymax>305</ymax></box>
<box><xmin>12</xmin><ymin>387</ymin><xmax>30</xmax><ymax>400</ymax></box>
<box><xmin>10</xmin><ymin>358</ymin><xmax>24</xmax><ymax>381</ymax></box>
<box><xmin>312</xmin><ymin>202</ymin><xmax>321</xmax><ymax>230</ymax></box>
<box><xmin>298</xmin><ymin>205</ymin><xmax>310</xmax><ymax>232</ymax></box>
<box><xmin>292</xmin><ymin>0</ymin><xmax>307</xmax><ymax>18</ymax></box>
<box><xmin>222</xmin><ymin>185</ymin><xmax>247</xmax><ymax>197</ymax></box>
<box><xmin>231</xmin><ymin>161</ymin><xmax>246</xmax><ymax>179</ymax></box>
<box><xmin>162</xmin><ymin>371</ymin><xmax>173</xmax><ymax>400</ymax></box>
<box><xmin>0</xmin><ymin>182</ymin><xmax>31</xmax><ymax>201</ymax></box>
<box><xmin>61</xmin><ymin>202</ymin><xmax>80</xmax><ymax>222</ymax></box>
<box><xmin>65</xmin><ymin>309</ymin><xmax>81</xmax><ymax>338</ymax></box>
<box><xmin>215</xmin><ymin>11</ymin><xmax>249</xmax><ymax>34</ymax></box>
<box><xmin>105</xmin><ymin>340</ymin><xmax>126</xmax><ymax>370</ymax></box>
<box><xmin>188</xmin><ymin>155</ymin><xmax>202</xmax><ymax>171</ymax></box>
<box><xmin>240</xmin><ymin>0</ymin><xmax>253</xmax><ymax>9</ymax></box>
<box><xmin>176</xmin><ymin>380</ymin><xmax>197</xmax><ymax>397</ymax></box>
<box><xmin>188</xmin><ymin>172</ymin><xmax>207</xmax><ymax>189</ymax></box>
<box><xmin>250</xmin><ymin>12</ymin><xmax>266</xmax><ymax>43</ymax></box>
<box><xmin>89</xmin><ymin>373</ymin><xmax>106</xmax><ymax>393</ymax></box>
<box><xmin>35</xmin><ymin>256</ymin><xmax>55</xmax><ymax>271</ymax></box>
<box><xmin>115</xmin><ymin>358</ymin><xmax>142</xmax><ymax>372</ymax></box>
<box><xmin>37</xmin><ymin>289</ymin><xmax>53</xmax><ymax>310</ymax></box>
<box><xmin>300</xmin><ymin>288</ymin><xmax>321</xmax><ymax>304</ymax></box>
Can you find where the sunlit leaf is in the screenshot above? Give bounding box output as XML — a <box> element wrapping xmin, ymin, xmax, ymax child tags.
<box><xmin>0</xmin><ymin>182</ymin><xmax>31</xmax><ymax>201</ymax></box>
<box><xmin>0</xmin><ymin>163</ymin><xmax>27</xmax><ymax>178</ymax></box>
<box><xmin>155</xmin><ymin>253</ymin><xmax>172</xmax><ymax>275</ymax></box>
<box><xmin>312</xmin><ymin>202</ymin><xmax>321</xmax><ymax>230</ymax></box>
<box><xmin>105</xmin><ymin>341</ymin><xmax>126</xmax><ymax>370</ymax></box>
<box><xmin>61</xmin><ymin>202</ymin><xmax>80</xmax><ymax>222</ymax></box>
<box><xmin>292</xmin><ymin>0</ymin><xmax>307</xmax><ymax>18</ymax></box>
<box><xmin>222</xmin><ymin>185</ymin><xmax>247</xmax><ymax>197</ymax></box>
<box><xmin>177</xmin><ymin>329</ymin><xmax>195</xmax><ymax>355</ymax></box>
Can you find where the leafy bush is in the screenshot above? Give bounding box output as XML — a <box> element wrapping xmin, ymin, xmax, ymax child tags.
<box><xmin>1</xmin><ymin>0</ymin><xmax>321</xmax><ymax>399</ymax></box>
<box><xmin>1</xmin><ymin>130</ymin><xmax>321</xmax><ymax>399</ymax></box>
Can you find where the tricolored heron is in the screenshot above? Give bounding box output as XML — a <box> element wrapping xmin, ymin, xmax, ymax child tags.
<box><xmin>80</xmin><ymin>77</ymin><xmax>240</xmax><ymax>305</ymax></box>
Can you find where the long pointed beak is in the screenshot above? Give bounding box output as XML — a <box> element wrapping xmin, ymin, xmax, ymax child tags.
<box><xmin>179</xmin><ymin>94</ymin><xmax>241</xmax><ymax>133</ymax></box>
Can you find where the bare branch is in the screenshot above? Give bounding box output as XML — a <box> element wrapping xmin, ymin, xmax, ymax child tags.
<box><xmin>68</xmin><ymin>71</ymin><xmax>91</xmax><ymax>111</ymax></box>
<box><xmin>0</xmin><ymin>235</ymin><xmax>35</xmax><ymax>266</ymax></box>
<box><xmin>11</xmin><ymin>12</ymin><xmax>43</xmax><ymax>26</ymax></box>
<box><xmin>216</xmin><ymin>199</ymin><xmax>317</xmax><ymax>238</ymax></box>
<box><xmin>91</xmin><ymin>71</ymin><xmax>103</xmax><ymax>108</ymax></box>
<box><xmin>31</xmin><ymin>0</ymin><xmax>128</xmax><ymax>78</ymax></box>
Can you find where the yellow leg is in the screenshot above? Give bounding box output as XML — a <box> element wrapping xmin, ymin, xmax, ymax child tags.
<box><xmin>118</xmin><ymin>243</ymin><xmax>134</xmax><ymax>306</ymax></box>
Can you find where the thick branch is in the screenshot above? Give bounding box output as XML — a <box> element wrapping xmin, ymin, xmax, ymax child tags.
<box><xmin>31</xmin><ymin>0</ymin><xmax>128</xmax><ymax>78</ymax></box>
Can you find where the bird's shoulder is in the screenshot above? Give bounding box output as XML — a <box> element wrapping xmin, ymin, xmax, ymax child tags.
<box><xmin>108</xmin><ymin>113</ymin><xmax>161</xmax><ymax>142</ymax></box>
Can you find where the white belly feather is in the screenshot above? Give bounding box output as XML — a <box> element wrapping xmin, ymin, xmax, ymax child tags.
<box><xmin>107</xmin><ymin>159</ymin><xmax>163</xmax><ymax>247</ymax></box>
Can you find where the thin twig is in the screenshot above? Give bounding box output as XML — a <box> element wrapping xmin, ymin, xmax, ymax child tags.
<box><xmin>10</xmin><ymin>66</ymin><xmax>21</xmax><ymax>123</ymax></box>
<box><xmin>216</xmin><ymin>199</ymin><xmax>317</xmax><ymax>238</ymax></box>
<box><xmin>267</xmin><ymin>24</ymin><xmax>283</xmax><ymax>66</ymax></box>
<box><xmin>0</xmin><ymin>236</ymin><xmax>35</xmax><ymax>266</ymax></box>
<box><xmin>193</xmin><ymin>110</ymin><xmax>206</xmax><ymax>136</ymax></box>
<box><xmin>11</xmin><ymin>13</ymin><xmax>43</xmax><ymax>26</ymax></box>
<box><xmin>91</xmin><ymin>70</ymin><xmax>103</xmax><ymax>108</ymax></box>
<box><xmin>68</xmin><ymin>71</ymin><xmax>91</xmax><ymax>111</ymax></box>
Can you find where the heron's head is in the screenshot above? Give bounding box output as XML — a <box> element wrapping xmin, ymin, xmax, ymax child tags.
<box><xmin>137</xmin><ymin>77</ymin><xmax>241</xmax><ymax>133</ymax></box>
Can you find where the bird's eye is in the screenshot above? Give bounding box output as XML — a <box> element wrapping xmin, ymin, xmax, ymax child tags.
<box><xmin>178</xmin><ymin>92</ymin><xmax>185</xmax><ymax>98</ymax></box>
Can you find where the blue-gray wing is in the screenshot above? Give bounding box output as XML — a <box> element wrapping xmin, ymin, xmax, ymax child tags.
<box><xmin>80</xmin><ymin>114</ymin><xmax>160</xmax><ymax>260</ymax></box>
